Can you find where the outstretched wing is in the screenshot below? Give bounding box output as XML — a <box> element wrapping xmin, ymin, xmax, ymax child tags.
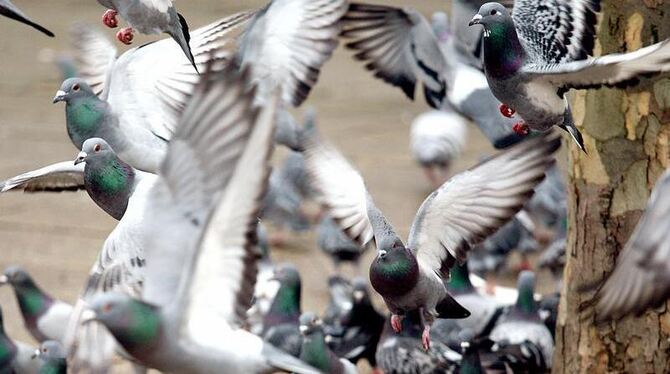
<box><xmin>0</xmin><ymin>0</ymin><xmax>54</xmax><ymax>36</ymax></box>
<box><xmin>237</xmin><ymin>0</ymin><xmax>347</xmax><ymax>106</ymax></box>
<box><xmin>522</xmin><ymin>39</ymin><xmax>670</xmax><ymax>91</ymax></box>
<box><xmin>341</xmin><ymin>3</ymin><xmax>447</xmax><ymax>108</ymax></box>
<box><xmin>409</xmin><ymin>133</ymin><xmax>561</xmax><ymax>275</ymax></box>
<box><xmin>593</xmin><ymin>170</ymin><xmax>670</xmax><ymax>321</ymax></box>
<box><xmin>0</xmin><ymin>161</ymin><xmax>84</xmax><ymax>192</ymax></box>
<box><xmin>512</xmin><ymin>0</ymin><xmax>600</xmax><ymax>63</ymax></box>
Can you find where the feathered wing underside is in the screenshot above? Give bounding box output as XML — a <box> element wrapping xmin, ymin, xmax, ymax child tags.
<box><xmin>138</xmin><ymin>0</ymin><xmax>172</xmax><ymax>13</ymax></box>
<box><xmin>512</xmin><ymin>0</ymin><xmax>600</xmax><ymax>63</ymax></box>
<box><xmin>177</xmin><ymin>94</ymin><xmax>278</xmax><ymax>346</ymax></box>
<box><xmin>69</xmin><ymin>23</ymin><xmax>118</xmax><ymax>97</ymax></box>
<box><xmin>409</xmin><ymin>132</ymin><xmax>561</xmax><ymax>275</ymax></box>
<box><xmin>0</xmin><ymin>0</ymin><xmax>54</xmax><ymax>36</ymax></box>
<box><xmin>237</xmin><ymin>0</ymin><xmax>346</xmax><ymax>107</ymax></box>
<box><xmin>301</xmin><ymin>123</ymin><xmax>374</xmax><ymax>246</ymax></box>
<box><xmin>0</xmin><ymin>161</ymin><xmax>84</xmax><ymax>192</ymax></box>
<box><xmin>594</xmin><ymin>170</ymin><xmax>670</xmax><ymax>320</ymax></box>
<box><xmin>523</xmin><ymin>39</ymin><xmax>670</xmax><ymax>91</ymax></box>
<box><xmin>341</xmin><ymin>3</ymin><xmax>447</xmax><ymax>108</ymax></box>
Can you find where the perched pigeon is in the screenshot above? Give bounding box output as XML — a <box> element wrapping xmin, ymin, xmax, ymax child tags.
<box><xmin>0</xmin><ymin>305</ymin><xmax>40</xmax><ymax>373</ymax></box>
<box><xmin>322</xmin><ymin>275</ymin><xmax>354</xmax><ymax>328</ymax></box>
<box><xmin>96</xmin><ymin>0</ymin><xmax>197</xmax><ymax>71</ymax></box>
<box><xmin>302</xmin><ymin>118</ymin><xmax>560</xmax><ymax>350</ymax></box>
<box><xmin>33</xmin><ymin>340</ymin><xmax>67</xmax><ymax>374</ymax></box>
<box><xmin>469</xmin><ymin>1</ymin><xmax>670</xmax><ymax>149</ymax></box>
<box><xmin>0</xmin><ymin>0</ymin><xmax>53</xmax><ymax>36</ymax></box>
<box><xmin>317</xmin><ymin>215</ymin><xmax>368</xmax><ymax>270</ymax></box>
<box><xmin>262</xmin><ymin>264</ymin><xmax>303</xmax><ymax>357</ymax></box>
<box><xmin>0</xmin><ymin>267</ymin><xmax>73</xmax><ymax>343</ymax></box>
<box><xmin>298</xmin><ymin>312</ymin><xmax>358</xmax><ymax>374</ymax></box>
<box><xmin>376</xmin><ymin>310</ymin><xmax>461</xmax><ymax>374</ymax></box>
<box><xmin>489</xmin><ymin>271</ymin><xmax>553</xmax><ymax>371</ymax></box>
<box><xmin>341</xmin><ymin>3</ymin><xmax>524</xmax><ymax>149</ymax></box>
<box><xmin>592</xmin><ymin>169</ymin><xmax>670</xmax><ymax>321</ymax></box>
<box><xmin>409</xmin><ymin>110</ymin><xmax>468</xmax><ymax>187</ymax></box>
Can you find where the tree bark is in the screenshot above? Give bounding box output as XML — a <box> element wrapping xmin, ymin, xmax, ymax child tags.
<box><xmin>554</xmin><ymin>1</ymin><xmax>670</xmax><ymax>373</ymax></box>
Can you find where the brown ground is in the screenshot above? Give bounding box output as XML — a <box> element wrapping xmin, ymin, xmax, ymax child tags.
<box><xmin>0</xmin><ymin>0</ymin><xmax>557</xmax><ymax>371</ymax></box>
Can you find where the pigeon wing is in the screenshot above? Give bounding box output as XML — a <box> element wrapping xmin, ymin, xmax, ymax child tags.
<box><xmin>0</xmin><ymin>161</ymin><xmax>84</xmax><ymax>193</ymax></box>
<box><xmin>0</xmin><ymin>0</ymin><xmax>53</xmax><ymax>36</ymax></box>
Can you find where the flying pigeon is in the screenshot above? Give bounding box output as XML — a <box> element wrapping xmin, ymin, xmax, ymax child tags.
<box><xmin>0</xmin><ymin>266</ymin><xmax>73</xmax><ymax>343</ymax></box>
<box><xmin>262</xmin><ymin>264</ymin><xmax>304</xmax><ymax>357</ymax></box>
<box><xmin>341</xmin><ymin>3</ymin><xmax>524</xmax><ymax>150</ymax></box>
<box><xmin>298</xmin><ymin>312</ymin><xmax>358</xmax><ymax>374</ymax></box>
<box><xmin>0</xmin><ymin>0</ymin><xmax>53</xmax><ymax>36</ymax></box>
<box><xmin>469</xmin><ymin>1</ymin><xmax>670</xmax><ymax>150</ymax></box>
<box><xmin>33</xmin><ymin>340</ymin><xmax>67</xmax><ymax>374</ymax></box>
<box><xmin>96</xmin><ymin>0</ymin><xmax>197</xmax><ymax>71</ymax></box>
<box><xmin>592</xmin><ymin>169</ymin><xmax>670</xmax><ymax>321</ymax></box>
<box><xmin>301</xmin><ymin>118</ymin><xmax>560</xmax><ymax>350</ymax></box>
<box><xmin>409</xmin><ymin>109</ymin><xmax>468</xmax><ymax>187</ymax></box>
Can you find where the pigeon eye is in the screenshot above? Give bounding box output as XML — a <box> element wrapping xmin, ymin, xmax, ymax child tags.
<box><xmin>102</xmin><ymin>303</ymin><xmax>113</xmax><ymax>313</ymax></box>
<box><xmin>42</xmin><ymin>348</ymin><xmax>47</xmax><ymax>353</ymax></box>
<box><xmin>94</xmin><ymin>144</ymin><xmax>101</xmax><ymax>152</ymax></box>
<box><xmin>72</xmin><ymin>84</ymin><xmax>80</xmax><ymax>92</ymax></box>
<box><xmin>490</xmin><ymin>9</ymin><xmax>498</xmax><ymax>15</ymax></box>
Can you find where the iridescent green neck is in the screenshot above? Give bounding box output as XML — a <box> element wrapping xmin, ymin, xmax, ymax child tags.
<box><xmin>85</xmin><ymin>156</ymin><xmax>134</xmax><ymax>220</ymax></box>
<box><xmin>449</xmin><ymin>263</ymin><xmax>474</xmax><ymax>293</ymax></box>
<box><xmin>65</xmin><ymin>97</ymin><xmax>105</xmax><ymax>148</ymax></box>
<box><xmin>516</xmin><ymin>284</ymin><xmax>537</xmax><ymax>314</ymax></box>
<box><xmin>270</xmin><ymin>282</ymin><xmax>301</xmax><ymax>319</ymax></box>
<box><xmin>300</xmin><ymin>330</ymin><xmax>331</xmax><ymax>372</ymax></box>
<box><xmin>15</xmin><ymin>282</ymin><xmax>51</xmax><ymax>320</ymax></box>
<box><xmin>113</xmin><ymin>301</ymin><xmax>162</xmax><ymax>355</ymax></box>
<box><xmin>483</xmin><ymin>22</ymin><xmax>526</xmax><ymax>78</ymax></box>
<box><xmin>39</xmin><ymin>359</ymin><xmax>67</xmax><ymax>374</ymax></box>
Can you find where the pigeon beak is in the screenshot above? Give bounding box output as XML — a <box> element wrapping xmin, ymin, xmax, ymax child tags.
<box><xmin>31</xmin><ymin>348</ymin><xmax>40</xmax><ymax>360</ymax></box>
<box><xmin>0</xmin><ymin>275</ymin><xmax>8</xmax><ymax>285</ymax></box>
<box><xmin>299</xmin><ymin>325</ymin><xmax>308</xmax><ymax>335</ymax></box>
<box><xmin>80</xmin><ymin>309</ymin><xmax>98</xmax><ymax>324</ymax></box>
<box><xmin>353</xmin><ymin>290</ymin><xmax>365</xmax><ymax>302</ymax></box>
<box><xmin>378</xmin><ymin>249</ymin><xmax>387</xmax><ymax>259</ymax></box>
<box><xmin>468</xmin><ymin>14</ymin><xmax>482</xmax><ymax>26</ymax></box>
<box><xmin>74</xmin><ymin>151</ymin><xmax>87</xmax><ymax>165</ymax></box>
<box><xmin>52</xmin><ymin>90</ymin><xmax>67</xmax><ymax>103</ymax></box>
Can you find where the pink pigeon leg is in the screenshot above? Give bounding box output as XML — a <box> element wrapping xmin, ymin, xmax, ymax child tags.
<box><xmin>499</xmin><ymin>103</ymin><xmax>515</xmax><ymax>118</ymax></box>
<box><xmin>512</xmin><ymin>121</ymin><xmax>530</xmax><ymax>136</ymax></box>
<box><xmin>116</xmin><ymin>27</ymin><xmax>134</xmax><ymax>45</ymax></box>
<box><xmin>390</xmin><ymin>314</ymin><xmax>403</xmax><ymax>333</ymax></box>
<box><xmin>102</xmin><ymin>9</ymin><xmax>118</xmax><ymax>28</ymax></box>
<box><xmin>421</xmin><ymin>325</ymin><xmax>431</xmax><ymax>351</ymax></box>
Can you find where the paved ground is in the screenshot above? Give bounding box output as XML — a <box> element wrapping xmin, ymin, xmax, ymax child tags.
<box><xmin>0</xmin><ymin>1</ymin><xmax>556</xmax><ymax>371</ymax></box>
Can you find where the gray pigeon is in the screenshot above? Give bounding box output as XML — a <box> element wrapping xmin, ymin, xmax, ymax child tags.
<box><xmin>592</xmin><ymin>169</ymin><xmax>670</xmax><ymax>321</ymax></box>
<box><xmin>0</xmin><ymin>0</ymin><xmax>53</xmax><ymax>36</ymax></box>
<box><xmin>317</xmin><ymin>215</ymin><xmax>368</xmax><ymax>270</ymax></box>
<box><xmin>262</xmin><ymin>264</ymin><xmax>303</xmax><ymax>357</ymax></box>
<box><xmin>0</xmin><ymin>305</ymin><xmax>40</xmax><ymax>373</ymax></box>
<box><xmin>298</xmin><ymin>312</ymin><xmax>358</xmax><ymax>374</ymax></box>
<box><xmin>470</xmin><ymin>1</ymin><xmax>670</xmax><ymax>150</ymax></box>
<box><xmin>96</xmin><ymin>0</ymin><xmax>197</xmax><ymax>71</ymax></box>
<box><xmin>33</xmin><ymin>340</ymin><xmax>67</xmax><ymax>374</ymax></box>
<box><xmin>0</xmin><ymin>267</ymin><xmax>73</xmax><ymax>343</ymax></box>
<box><xmin>341</xmin><ymin>3</ymin><xmax>524</xmax><ymax>149</ymax></box>
<box><xmin>301</xmin><ymin>118</ymin><xmax>560</xmax><ymax>350</ymax></box>
<box><xmin>80</xmin><ymin>64</ymin><xmax>319</xmax><ymax>373</ymax></box>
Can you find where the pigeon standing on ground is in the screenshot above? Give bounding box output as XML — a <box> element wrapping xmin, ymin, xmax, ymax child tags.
<box><xmin>302</xmin><ymin>117</ymin><xmax>560</xmax><ymax>350</ymax></box>
<box><xmin>470</xmin><ymin>1</ymin><xmax>670</xmax><ymax>149</ymax></box>
<box><xmin>33</xmin><ymin>340</ymin><xmax>67</xmax><ymax>374</ymax></box>
<box><xmin>409</xmin><ymin>109</ymin><xmax>468</xmax><ymax>187</ymax></box>
<box><xmin>262</xmin><ymin>264</ymin><xmax>304</xmax><ymax>357</ymax></box>
<box><xmin>591</xmin><ymin>169</ymin><xmax>670</xmax><ymax>321</ymax></box>
<box><xmin>298</xmin><ymin>312</ymin><xmax>358</xmax><ymax>374</ymax></box>
<box><xmin>96</xmin><ymin>0</ymin><xmax>197</xmax><ymax>71</ymax></box>
<box><xmin>0</xmin><ymin>305</ymin><xmax>40</xmax><ymax>373</ymax></box>
<box><xmin>0</xmin><ymin>267</ymin><xmax>73</xmax><ymax>343</ymax></box>
<box><xmin>0</xmin><ymin>0</ymin><xmax>53</xmax><ymax>36</ymax></box>
<box><xmin>317</xmin><ymin>215</ymin><xmax>368</xmax><ymax>271</ymax></box>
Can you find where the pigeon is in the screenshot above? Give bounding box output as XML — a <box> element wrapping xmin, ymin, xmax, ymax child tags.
<box><xmin>317</xmin><ymin>215</ymin><xmax>368</xmax><ymax>271</ymax></box>
<box><xmin>0</xmin><ymin>305</ymin><xmax>40</xmax><ymax>373</ymax></box>
<box><xmin>469</xmin><ymin>1</ymin><xmax>670</xmax><ymax>149</ymax></box>
<box><xmin>322</xmin><ymin>275</ymin><xmax>354</xmax><ymax>328</ymax></box>
<box><xmin>62</xmin><ymin>62</ymin><xmax>273</xmax><ymax>371</ymax></box>
<box><xmin>260</xmin><ymin>168</ymin><xmax>311</xmax><ymax>245</ymax></box>
<box><xmin>341</xmin><ymin>3</ymin><xmax>524</xmax><ymax>150</ymax></box>
<box><xmin>326</xmin><ymin>278</ymin><xmax>385</xmax><ymax>370</ymax></box>
<box><xmin>538</xmin><ymin>293</ymin><xmax>559</xmax><ymax>340</ymax></box>
<box><xmin>0</xmin><ymin>0</ymin><xmax>53</xmax><ymax>36</ymax></box>
<box><xmin>80</xmin><ymin>64</ymin><xmax>319</xmax><ymax>373</ymax></box>
<box><xmin>0</xmin><ymin>267</ymin><xmax>73</xmax><ymax>343</ymax></box>
<box><xmin>591</xmin><ymin>169</ymin><xmax>670</xmax><ymax>321</ymax></box>
<box><xmin>489</xmin><ymin>271</ymin><xmax>554</xmax><ymax>371</ymax></box>
<box><xmin>298</xmin><ymin>312</ymin><xmax>358</xmax><ymax>374</ymax></box>
<box><xmin>262</xmin><ymin>264</ymin><xmax>303</xmax><ymax>357</ymax></box>
<box><xmin>33</xmin><ymin>340</ymin><xmax>67</xmax><ymax>374</ymax></box>
<box><xmin>301</xmin><ymin>118</ymin><xmax>560</xmax><ymax>350</ymax></box>
<box><xmin>409</xmin><ymin>109</ymin><xmax>468</xmax><ymax>187</ymax></box>
<box><xmin>247</xmin><ymin>222</ymin><xmax>280</xmax><ymax>336</ymax></box>
<box><xmin>376</xmin><ymin>310</ymin><xmax>461</xmax><ymax>374</ymax></box>
<box><xmin>96</xmin><ymin>0</ymin><xmax>197</xmax><ymax>71</ymax></box>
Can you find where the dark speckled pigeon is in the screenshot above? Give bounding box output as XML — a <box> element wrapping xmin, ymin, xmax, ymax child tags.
<box><xmin>0</xmin><ymin>0</ymin><xmax>53</xmax><ymax>36</ymax></box>
<box><xmin>298</xmin><ymin>312</ymin><xmax>358</xmax><ymax>374</ymax></box>
<box><xmin>302</xmin><ymin>119</ymin><xmax>560</xmax><ymax>350</ymax></box>
<box><xmin>470</xmin><ymin>1</ymin><xmax>670</xmax><ymax>151</ymax></box>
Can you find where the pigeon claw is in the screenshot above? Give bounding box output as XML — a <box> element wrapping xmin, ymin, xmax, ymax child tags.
<box><xmin>512</xmin><ymin>122</ymin><xmax>530</xmax><ymax>136</ymax></box>
<box><xmin>499</xmin><ymin>103</ymin><xmax>515</xmax><ymax>118</ymax></box>
<box><xmin>102</xmin><ymin>9</ymin><xmax>118</xmax><ymax>28</ymax></box>
<box><xmin>421</xmin><ymin>326</ymin><xmax>431</xmax><ymax>351</ymax></box>
<box><xmin>391</xmin><ymin>314</ymin><xmax>403</xmax><ymax>333</ymax></box>
<box><xmin>116</xmin><ymin>27</ymin><xmax>134</xmax><ymax>45</ymax></box>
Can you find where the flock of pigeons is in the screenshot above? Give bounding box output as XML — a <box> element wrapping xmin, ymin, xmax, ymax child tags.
<box><xmin>0</xmin><ymin>0</ymin><xmax>669</xmax><ymax>373</ymax></box>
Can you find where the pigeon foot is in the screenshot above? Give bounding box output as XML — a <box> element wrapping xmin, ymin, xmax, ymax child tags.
<box><xmin>391</xmin><ymin>314</ymin><xmax>403</xmax><ymax>333</ymax></box>
<box><xmin>117</xmin><ymin>27</ymin><xmax>134</xmax><ymax>45</ymax></box>
<box><xmin>421</xmin><ymin>326</ymin><xmax>431</xmax><ymax>351</ymax></box>
<box><xmin>512</xmin><ymin>122</ymin><xmax>530</xmax><ymax>136</ymax></box>
<box><xmin>102</xmin><ymin>10</ymin><xmax>118</xmax><ymax>28</ymax></box>
<box><xmin>499</xmin><ymin>104</ymin><xmax>515</xmax><ymax>118</ymax></box>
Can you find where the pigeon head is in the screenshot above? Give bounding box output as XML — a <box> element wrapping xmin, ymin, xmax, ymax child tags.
<box><xmin>1</xmin><ymin>266</ymin><xmax>53</xmax><ymax>320</ymax></box>
<box><xmin>0</xmin><ymin>266</ymin><xmax>34</xmax><ymax>287</ymax></box>
<box><xmin>298</xmin><ymin>312</ymin><xmax>322</xmax><ymax>336</ymax></box>
<box><xmin>75</xmin><ymin>138</ymin><xmax>115</xmax><ymax>166</ymax></box>
<box><xmin>369</xmin><ymin>240</ymin><xmax>419</xmax><ymax>297</ymax></box>
<box><xmin>431</xmin><ymin>12</ymin><xmax>450</xmax><ymax>42</ymax></box>
<box><xmin>53</xmin><ymin>78</ymin><xmax>95</xmax><ymax>103</ymax></box>
<box><xmin>33</xmin><ymin>340</ymin><xmax>65</xmax><ymax>361</ymax></box>
<box><xmin>351</xmin><ymin>277</ymin><xmax>370</xmax><ymax>304</ymax></box>
<box><xmin>266</xmin><ymin>264</ymin><xmax>302</xmax><ymax>323</ymax></box>
<box><xmin>468</xmin><ymin>3</ymin><xmax>510</xmax><ymax>28</ymax></box>
<box><xmin>470</xmin><ymin>3</ymin><xmax>525</xmax><ymax>78</ymax></box>
<box><xmin>86</xmin><ymin>293</ymin><xmax>163</xmax><ymax>355</ymax></box>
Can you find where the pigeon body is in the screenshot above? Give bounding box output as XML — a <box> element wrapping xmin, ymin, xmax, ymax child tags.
<box><xmin>0</xmin><ymin>306</ymin><xmax>40</xmax><ymax>373</ymax></box>
<box><xmin>0</xmin><ymin>267</ymin><xmax>73</xmax><ymax>343</ymax></box>
<box><xmin>0</xmin><ymin>0</ymin><xmax>53</xmax><ymax>36</ymax></box>
<box><xmin>34</xmin><ymin>341</ymin><xmax>67</xmax><ymax>374</ymax></box>
<box><xmin>262</xmin><ymin>264</ymin><xmax>303</xmax><ymax>357</ymax></box>
<box><xmin>298</xmin><ymin>313</ymin><xmax>358</xmax><ymax>374</ymax></box>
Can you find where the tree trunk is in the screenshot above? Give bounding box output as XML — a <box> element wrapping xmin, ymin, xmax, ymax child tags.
<box><xmin>554</xmin><ymin>1</ymin><xmax>670</xmax><ymax>373</ymax></box>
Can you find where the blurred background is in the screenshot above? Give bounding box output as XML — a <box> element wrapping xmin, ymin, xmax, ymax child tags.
<box><xmin>0</xmin><ymin>0</ymin><xmax>562</xmax><ymax>370</ymax></box>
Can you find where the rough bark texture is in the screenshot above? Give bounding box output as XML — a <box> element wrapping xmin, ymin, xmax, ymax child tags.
<box><xmin>554</xmin><ymin>1</ymin><xmax>670</xmax><ymax>373</ymax></box>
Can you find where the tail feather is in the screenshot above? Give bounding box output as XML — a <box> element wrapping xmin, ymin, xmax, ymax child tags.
<box><xmin>562</xmin><ymin>103</ymin><xmax>586</xmax><ymax>153</ymax></box>
<box><xmin>436</xmin><ymin>293</ymin><xmax>471</xmax><ymax>319</ymax></box>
